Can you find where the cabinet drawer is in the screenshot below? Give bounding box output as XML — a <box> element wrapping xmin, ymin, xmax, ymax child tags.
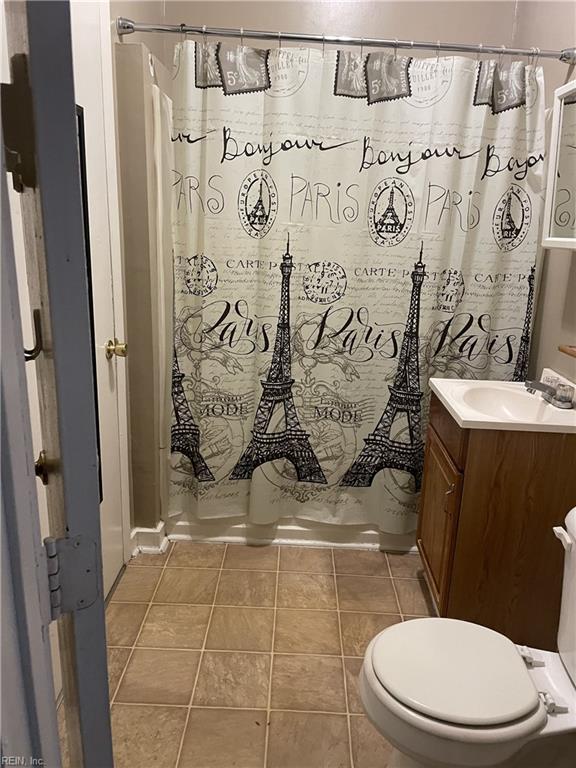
<box><xmin>429</xmin><ymin>394</ymin><xmax>468</xmax><ymax>470</ymax></box>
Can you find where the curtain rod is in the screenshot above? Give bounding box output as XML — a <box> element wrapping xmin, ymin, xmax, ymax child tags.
<box><xmin>116</xmin><ymin>17</ymin><xmax>576</xmax><ymax>64</ymax></box>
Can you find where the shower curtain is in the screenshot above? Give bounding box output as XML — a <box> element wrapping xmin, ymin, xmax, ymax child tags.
<box><xmin>168</xmin><ymin>42</ymin><xmax>545</xmax><ymax>534</ymax></box>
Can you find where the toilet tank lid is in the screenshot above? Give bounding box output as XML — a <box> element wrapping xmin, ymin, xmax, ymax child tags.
<box><xmin>371</xmin><ymin>618</ymin><xmax>540</xmax><ymax>726</ymax></box>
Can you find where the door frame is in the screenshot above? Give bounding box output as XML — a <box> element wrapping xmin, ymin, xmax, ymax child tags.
<box><xmin>2</xmin><ymin>158</ymin><xmax>61</xmax><ymax>768</ymax></box>
<box><xmin>96</xmin><ymin>0</ymin><xmax>133</xmax><ymax>567</ymax></box>
<box><xmin>3</xmin><ymin>1</ymin><xmax>114</xmax><ymax>765</ymax></box>
<box><xmin>69</xmin><ymin>0</ymin><xmax>133</xmax><ymax>589</ymax></box>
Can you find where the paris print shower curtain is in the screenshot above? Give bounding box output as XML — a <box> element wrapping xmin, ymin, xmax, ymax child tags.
<box><xmin>168</xmin><ymin>43</ymin><xmax>545</xmax><ymax>534</ymax></box>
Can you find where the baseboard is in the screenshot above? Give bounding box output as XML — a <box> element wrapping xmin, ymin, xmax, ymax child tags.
<box><xmin>163</xmin><ymin>517</ymin><xmax>416</xmax><ymax>552</ymax></box>
<box><xmin>130</xmin><ymin>520</ymin><xmax>170</xmax><ymax>555</ymax></box>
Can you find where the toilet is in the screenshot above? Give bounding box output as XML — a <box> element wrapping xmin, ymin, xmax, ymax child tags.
<box><xmin>359</xmin><ymin>508</ymin><xmax>576</xmax><ymax>767</ymax></box>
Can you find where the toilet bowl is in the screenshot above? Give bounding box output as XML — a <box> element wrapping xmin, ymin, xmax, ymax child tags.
<box><xmin>359</xmin><ymin>509</ymin><xmax>576</xmax><ymax>767</ymax></box>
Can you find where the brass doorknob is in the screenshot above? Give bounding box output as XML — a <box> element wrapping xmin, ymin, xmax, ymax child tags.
<box><xmin>105</xmin><ymin>339</ymin><xmax>128</xmax><ymax>360</ymax></box>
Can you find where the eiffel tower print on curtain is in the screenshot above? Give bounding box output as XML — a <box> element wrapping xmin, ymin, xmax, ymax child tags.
<box><xmin>501</xmin><ymin>191</ymin><xmax>521</xmax><ymax>241</ymax></box>
<box><xmin>247</xmin><ymin>179</ymin><xmax>269</xmax><ymax>230</ymax></box>
<box><xmin>376</xmin><ymin>182</ymin><xmax>403</xmax><ymax>236</ymax></box>
<box><xmin>512</xmin><ymin>264</ymin><xmax>535</xmax><ymax>382</ymax></box>
<box><xmin>230</xmin><ymin>236</ymin><xmax>327</xmax><ymax>484</ymax></box>
<box><xmin>171</xmin><ymin>351</ymin><xmax>215</xmax><ymax>482</ymax></box>
<box><xmin>341</xmin><ymin>243</ymin><xmax>427</xmax><ymax>491</ymax></box>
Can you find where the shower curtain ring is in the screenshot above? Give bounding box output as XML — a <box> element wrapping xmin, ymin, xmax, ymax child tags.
<box><xmin>476</xmin><ymin>43</ymin><xmax>483</xmax><ymax>62</ymax></box>
<box><xmin>202</xmin><ymin>24</ymin><xmax>207</xmax><ymax>47</ymax></box>
<box><xmin>360</xmin><ymin>38</ymin><xmax>364</xmax><ymax>59</ymax></box>
<box><xmin>436</xmin><ymin>40</ymin><xmax>441</xmax><ymax>64</ymax></box>
<box><xmin>240</xmin><ymin>27</ymin><xmax>244</xmax><ymax>48</ymax></box>
<box><xmin>278</xmin><ymin>30</ymin><xmax>282</xmax><ymax>50</ymax></box>
<box><xmin>322</xmin><ymin>34</ymin><xmax>325</xmax><ymax>58</ymax></box>
<box><xmin>499</xmin><ymin>45</ymin><xmax>506</xmax><ymax>67</ymax></box>
<box><xmin>394</xmin><ymin>38</ymin><xmax>398</xmax><ymax>60</ymax></box>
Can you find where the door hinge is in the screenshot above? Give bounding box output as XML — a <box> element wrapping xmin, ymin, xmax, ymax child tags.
<box><xmin>1</xmin><ymin>53</ymin><xmax>37</xmax><ymax>192</ymax></box>
<box><xmin>44</xmin><ymin>535</ymin><xmax>99</xmax><ymax>621</ymax></box>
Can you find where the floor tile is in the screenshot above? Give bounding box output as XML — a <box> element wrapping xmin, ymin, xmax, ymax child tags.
<box><xmin>128</xmin><ymin>544</ymin><xmax>172</xmax><ymax>568</ymax></box>
<box><xmin>279</xmin><ymin>546</ymin><xmax>333</xmax><ymax>573</ymax></box>
<box><xmin>111</xmin><ymin>567</ymin><xmax>162</xmax><ymax>602</ymax></box>
<box><xmin>333</xmin><ymin>549</ymin><xmax>390</xmax><ymax>577</ymax></box>
<box><xmin>387</xmin><ymin>552</ymin><xmax>424</xmax><ymax>579</ymax></box>
<box><xmin>344</xmin><ymin>657</ymin><xmax>364</xmax><ymax>713</ymax></box>
<box><xmin>340</xmin><ymin>612</ymin><xmax>401</xmax><ymax>657</ymax></box>
<box><xmin>115</xmin><ymin>649</ymin><xmax>199</xmax><ymax>705</ymax></box>
<box><xmin>215</xmin><ymin>569</ymin><xmax>275</xmax><ymax>607</ymax></box>
<box><xmin>267</xmin><ymin>711</ymin><xmax>350</xmax><ymax>768</ymax></box>
<box><xmin>136</xmin><ymin>604</ymin><xmax>211</xmax><ymax>649</ymax></box>
<box><xmin>107</xmin><ymin>647</ymin><xmax>131</xmax><ymax>697</ymax></box>
<box><xmin>111</xmin><ymin>704</ymin><xmax>187</xmax><ymax>768</ymax></box>
<box><xmin>336</xmin><ymin>576</ymin><xmax>398</xmax><ymax>613</ymax></box>
<box><xmin>394</xmin><ymin>577</ymin><xmax>436</xmax><ymax>616</ymax></box>
<box><xmin>193</xmin><ymin>651</ymin><xmax>270</xmax><ymax>708</ymax></box>
<box><xmin>349</xmin><ymin>715</ymin><xmax>394</xmax><ymax>768</ymax></box>
<box><xmin>271</xmin><ymin>654</ymin><xmax>346</xmax><ymax>712</ymax></box>
<box><xmin>106</xmin><ymin>603</ymin><xmax>147</xmax><ymax>647</ymax></box>
<box><xmin>274</xmin><ymin>609</ymin><xmax>341</xmax><ymax>655</ymax></box>
<box><xmin>153</xmin><ymin>568</ymin><xmax>218</xmax><ymax>604</ymax></box>
<box><xmin>223</xmin><ymin>543</ymin><xmax>278</xmax><ymax>570</ymax></box>
<box><xmin>179</xmin><ymin>708</ymin><xmax>266</xmax><ymax>768</ymax></box>
<box><xmin>277</xmin><ymin>572</ymin><xmax>336</xmax><ymax>609</ymax></box>
<box><xmin>167</xmin><ymin>541</ymin><xmax>225</xmax><ymax>568</ymax></box>
<box><xmin>206</xmin><ymin>606</ymin><xmax>274</xmax><ymax>651</ymax></box>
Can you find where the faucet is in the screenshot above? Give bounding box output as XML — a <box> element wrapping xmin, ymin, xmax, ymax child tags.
<box><xmin>524</xmin><ymin>378</ymin><xmax>575</xmax><ymax>409</ymax></box>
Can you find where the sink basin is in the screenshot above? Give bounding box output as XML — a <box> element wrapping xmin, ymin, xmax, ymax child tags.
<box><xmin>461</xmin><ymin>385</ymin><xmax>555</xmax><ymax>422</ymax></box>
<box><xmin>429</xmin><ymin>377</ymin><xmax>576</xmax><ymax>433</ymax></box>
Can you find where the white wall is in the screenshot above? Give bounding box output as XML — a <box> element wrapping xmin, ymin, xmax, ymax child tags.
<box><xmin>113</xmin><ymin>0</ymin><xmax>526</xmax><ymax>69</ymax></box>
<box><xmin>515</xmin><ymin>1</ymin><xmax>576</xmax><ymax>381</ymax></box>
<box><xmin>112</xmin><ymin>0</ymin><xmax>173</xmax><ymax>67</ymax></box>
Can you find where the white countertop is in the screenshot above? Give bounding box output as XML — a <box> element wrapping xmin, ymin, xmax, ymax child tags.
<box><xmin>429</xmin><ymin>378</ymin><xmax>576</xmax><ymax>434</ymax></box>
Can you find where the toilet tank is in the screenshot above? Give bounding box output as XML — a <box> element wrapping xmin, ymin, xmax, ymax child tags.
<box><xmin>557</xmin><ymin>508</ymin><xmax>576</xmax><ymax>686</ymax></box>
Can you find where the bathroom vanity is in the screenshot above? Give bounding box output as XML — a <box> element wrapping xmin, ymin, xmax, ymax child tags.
<box><xmin>418</xmin><ymin>377</ymin><xmax>576</xmax><ymax>651</ymax></box>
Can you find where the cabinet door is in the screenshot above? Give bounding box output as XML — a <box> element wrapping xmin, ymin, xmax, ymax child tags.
<box><xmin>417</xmin><ymin>427</ymin><xmax>463</xmax><ymax>613</ymax></box>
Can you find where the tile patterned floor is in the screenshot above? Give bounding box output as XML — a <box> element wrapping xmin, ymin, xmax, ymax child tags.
<box><xmin>104</xmin><ymin>542</ymin><xmax>436</xmax><ymax>768</ymax></box>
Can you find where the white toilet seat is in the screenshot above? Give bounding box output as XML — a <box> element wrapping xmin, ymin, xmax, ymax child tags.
<box><xmin>362</xmin><ymin>636</ymin><xmax>547</xmax><ymax>744</ymax></box>
<box><xmin>370</xmin><ymin>618</ymin><xmax>540</xmax><ymax>727</ymax></box>
<box><xmin>359</xmin><ymin>623</ymin><xmax>550</xmax><ymax>767</ymax></box>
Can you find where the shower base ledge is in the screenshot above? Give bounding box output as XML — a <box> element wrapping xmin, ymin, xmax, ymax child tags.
<box><xmin>154</xmin><ymin>517</ymin><xmax>416</xmax><ymax>553</ymax></box>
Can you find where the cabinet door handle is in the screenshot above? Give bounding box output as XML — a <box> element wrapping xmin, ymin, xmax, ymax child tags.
<box><xmin>445</xmin><ymin>483</ymin><xmax>455</xmax><ymax>496</ymax></box>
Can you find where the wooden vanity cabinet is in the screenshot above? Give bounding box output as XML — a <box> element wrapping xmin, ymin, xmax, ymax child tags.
<box><xmin>417</xmin><ymin>393</ymin><xmax>576</xmax><ymax>651</ymax></box>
